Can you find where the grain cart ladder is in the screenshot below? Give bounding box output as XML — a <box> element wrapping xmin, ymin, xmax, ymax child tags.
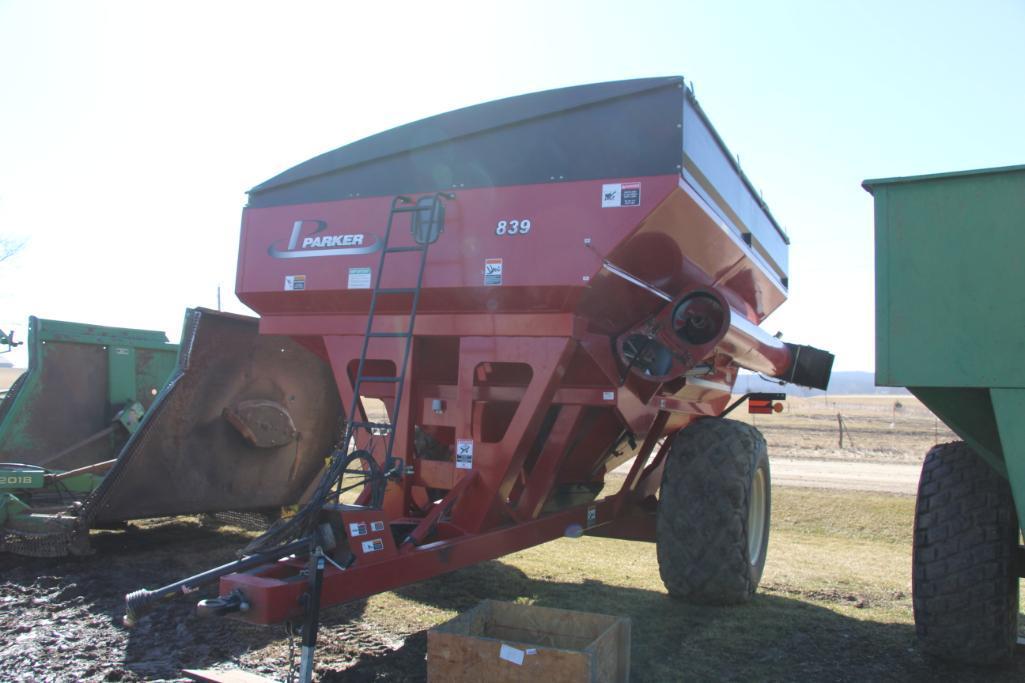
<box><xmin>342</xmin><ymin>195</ymin><xmax>450</xmax><ymax>486</ymax></box>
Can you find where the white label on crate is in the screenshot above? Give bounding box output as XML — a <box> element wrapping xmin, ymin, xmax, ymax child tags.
<box><xmin>348</xmin><ymin>267</ymin><xmax>372</xmax><ymax>289</ymax></box>
<box><xmin>499</xmin><ymin>644</ymin><xmax>525</xmax><ymax>666</ymax></box>
<box><xmin>361</xmin><ymin>538</ymin><xmax>384</xmax><ymax>553</ymax></box>
<box><xmin>284</xmin><ymin>275</ymin><xmax>306</xmax><ymax>291</ymax></box>
<box><xmin>370</xmin><ymin>521</ymin><xmax>385</xmax><ymax>532</ymax></box>
<box><xmin>602</xmin><ymin>391</ymin><xmax>615</xmax><ymax>401</ymax></box>
<box><xmin>349</xmin><ymin>522</ymin><xmax>368</xmax><ymax>537</ymax></box>
<box><xmin>601</xmin><ymin>182</ymin><xmax>641</xmax><ymax>208</ymax></box>
<box><xmin>483</xmin><ymin>258</ymin><xmax>503</xmax><ymax>286</ymax></box>
<box><xmin>456</xmin><ymin>439</ymin><xmax>474</xmax><ymax>469</ymax></box>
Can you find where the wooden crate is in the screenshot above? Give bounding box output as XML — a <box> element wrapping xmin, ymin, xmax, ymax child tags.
<box><xmin>427</xmin><ymin>600</ymin><xmax>630</xmax><ymax>682</ymax></box>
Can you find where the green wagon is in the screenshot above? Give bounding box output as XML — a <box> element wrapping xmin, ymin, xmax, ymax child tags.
<box><xmin>865</xmin><ymin>164</ymin><xmax>1025</xmax><ymax>664</ymax></box>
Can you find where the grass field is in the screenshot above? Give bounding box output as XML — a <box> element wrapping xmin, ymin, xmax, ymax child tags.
<box><xmin>2</xmin><ymin>392</ymin><xmax>1021</xmax><ymax>680</ymax></box>
<box><xmin>14</xmin><ymin>485</ymin><xmax>1008</xmax><ymax>681</ymax></box>
<box><xmin>298</xmin><ymin>482</ymin><xmax>1020</xmax><ymax>682</ymax></box>
<box><xmin>733</xmin><ymin>394</ymin><xmax>957</xmax><ymax>463</ymax></box>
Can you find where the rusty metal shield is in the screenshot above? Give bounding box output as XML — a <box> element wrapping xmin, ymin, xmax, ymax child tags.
<box><xmin>83</xmin><ymin>308</ymin><xmax>341</xmax><ymax>524</ymax></box>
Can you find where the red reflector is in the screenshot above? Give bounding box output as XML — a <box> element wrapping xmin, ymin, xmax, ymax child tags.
<box><xmin>748</xmin><ymin>400</ymin><xmax>772</xmax><ymax>414</ymax></box>
<box><xmin>773</xmin><ymin>402</ymin><xmax>784</xmax><ymax>413</ymax></box>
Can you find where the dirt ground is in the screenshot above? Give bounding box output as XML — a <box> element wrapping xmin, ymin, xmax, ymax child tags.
<box><xmin>771</xmin><ymin>457</ymin><xmax>920</xmax><ymax>494</ymax></box>
<box><xmin>0</xmin><ymin>393</ymin><xmax>1008</xmax><ymax>682</ymax></box>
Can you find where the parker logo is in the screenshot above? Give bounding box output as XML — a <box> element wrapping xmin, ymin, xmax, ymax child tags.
<box><xmin>268</xmin><ymin>220</ymin><xmax>382</xmax><ymax>259</ymax></box>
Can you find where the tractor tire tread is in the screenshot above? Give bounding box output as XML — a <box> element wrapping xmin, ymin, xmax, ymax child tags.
<box><xmin>656</xmin><ymin>417</ymin><xmax>768</xmax><ymax>605</ymax></box>
<box><xmin>913</xmin><ymin>440</ymin><xmax>1019</xmax><ymax>665</ymax></box>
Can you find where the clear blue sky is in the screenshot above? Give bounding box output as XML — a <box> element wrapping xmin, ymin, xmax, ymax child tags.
<box><xmin>1</xmin><ymin>0</ymin><xmax>1023</xmax><ymax>371</ymax></box>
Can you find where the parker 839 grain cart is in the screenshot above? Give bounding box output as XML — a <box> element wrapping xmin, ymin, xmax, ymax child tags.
<box><xmin>126</xmin><ymin>77</ymin><xmax>833</xmax><ymax>678</ymax></box>
<box><xmin>866</xmin><ymin>165</ymin><xmax>1025</xmax><ymax>665</ymax></box>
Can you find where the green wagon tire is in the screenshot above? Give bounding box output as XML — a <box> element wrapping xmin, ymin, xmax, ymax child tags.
<box><xmin>913</xmin><ymin>441</ymin><xmax>1020</xmax><ymax>664</ymax></box>
<box><xmin>656</xmin><ymin>417</ymin><xmax>771</xmax><ymax>604</ymax></box>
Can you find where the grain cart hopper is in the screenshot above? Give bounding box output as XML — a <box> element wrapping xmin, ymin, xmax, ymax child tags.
<box><xmin>865</xmin><ymin>165</ymin><xmax>1025</xmax><ymax>665</ymax></box>
<box><xmin>125</xmin><ymin>77</ymin><xmax>833</xmax><ymax>677</ymax></box>
<box><xmin>0</xmin><ymin>310</ymin><xmax>343</xmax><ymax>556</ymax></box>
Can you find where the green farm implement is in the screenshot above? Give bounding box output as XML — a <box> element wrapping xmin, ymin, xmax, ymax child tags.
<box><xmin>866</xmin><ymin>164</ymin><xmax>1025</xmax><ymax>664</ymax></box>
<box><xmin>0</xmin><ymin>309</ymin><xmax>343</xmax><ymax>557</ymax></box>
<box><xmin>0</xmin><ymin>316</ymin><xmax>175</xmax><ymax>555</ymax></box>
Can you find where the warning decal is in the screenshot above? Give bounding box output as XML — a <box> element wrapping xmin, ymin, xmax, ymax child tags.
<box><xmin>284</xmin><ymin>275</ymin><xmax>306</xmax><ymax>291</ymax></box>
<box><xmin>601</xmin><ymin>182</ymin><xmax>641</xmax><ymax>208</ymax></box>
<box><xmin>361</xmin><ymin>538</ymin><xmax>385</xmax><ymax>553</ymax></box>
<box><xmin>456</xmin><ymin>439</ymin><xmax>474</xmax><ymax>469</ymax></box>
<box><xmin>484</xmin><ymin>258</ymin><xmax>503</xmax><ymax>286</ymax></box>
<box><xmin>348</xmin><ymin>267</ymin><xmax>372</xmax><ymax>289</ymax></box>
<box><xmin>349</xmin><ymin>522</ymin><xmax>368</xmax><ymax>537</ymax></box>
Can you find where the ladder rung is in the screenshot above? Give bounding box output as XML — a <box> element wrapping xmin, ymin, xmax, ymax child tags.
<box><xmin>367</xmin><ymin>331</ymin><xmax>410</xmax><ymax>338</ymax></box>
<box><xmin>385</xmin><ymin>246</ymin><xmax>426</xmax><ymax>253</ymax></box>
<box><xmin>359</xmin><ymin>375</ymin><xmax>402</xmax><ymax>383</ymax></box>
<box><xmin>350</xmin><ymin>420</ymin><xmax>394</xmax><ymax>432</ymax></box>
<box><xmin>376</xmin><ymin>288</ymin><xmax>417</xmax><ymax>294</ymax></box>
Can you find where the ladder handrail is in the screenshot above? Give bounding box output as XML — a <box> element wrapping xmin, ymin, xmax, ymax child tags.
<box><xmin>336</xmin><ymin>192</ymin><xmax>452</xmax><ymax>502</ymax></box>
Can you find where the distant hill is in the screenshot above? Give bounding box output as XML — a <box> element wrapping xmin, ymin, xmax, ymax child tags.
<box><xmin>735</xmin><ymin>370</ymin><xmax>908</xmax><ymax>397</ymax></box>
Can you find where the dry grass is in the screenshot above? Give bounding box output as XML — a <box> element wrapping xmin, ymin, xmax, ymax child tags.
<box><xmin>290</xmin><ymin>485</ymin><xmax>1023</xmax><ymax>681</ymax></box>
<box><xmin>308</xmin><ymin>393</ymin><xmax>1016</xmax><ymax>679</ymax></box>
<box><xmin>77</xmin><ymin>486</ymin><xmax>1022</xmax><ymax>680</ymax></box>
<box><xmin>733</xmin><ymin>394</ymin><xmax>958</xmax><ymax>463</ymax></box>
<box><xmin>8</xmin><ymin>389</ymin><xmax>1015</xmax><ymax>679</ymax></box>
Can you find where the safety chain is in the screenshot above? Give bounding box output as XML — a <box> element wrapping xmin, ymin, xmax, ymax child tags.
<box><xmin>285</xmin><ymin>620</ymin><xmax>299</xmax><ymax>683</ymax></box>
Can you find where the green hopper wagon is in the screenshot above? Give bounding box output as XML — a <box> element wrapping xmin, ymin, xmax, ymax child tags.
<box><xmin>865</xmin><ymin>164</ymin><xmax>1025</xmax><ymax>664</ymax></box>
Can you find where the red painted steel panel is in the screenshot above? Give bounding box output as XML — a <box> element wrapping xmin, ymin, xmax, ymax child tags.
<box><xmin>237</xmin><ymin>176</ymin><xmax>680</xmax><ymax>317</ymax></box>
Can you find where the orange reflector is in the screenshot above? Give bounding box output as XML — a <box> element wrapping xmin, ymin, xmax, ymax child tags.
<box><xmin>748</xmin><ymin>399</ymin><xmax>772</xmax><ymax>414</ymax></box>
<box><xmin>773</xmin><ymin>402</ymin><xmax>784</xmax><ymax>413</ymax></box>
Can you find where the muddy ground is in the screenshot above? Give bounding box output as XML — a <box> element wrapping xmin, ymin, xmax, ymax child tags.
<box><xmin>0</xmin><ymin>519</ymin><xmax>424</xmax><ymax>682</ymax></box>
<box><xmin>0</xmin><ymin>395</ymin><xmax>1000</xmax><ymax>681</ymax></box>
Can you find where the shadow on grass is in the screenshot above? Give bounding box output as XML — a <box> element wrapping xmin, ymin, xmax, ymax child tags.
<box><xmin>6</xmin><ymin>522</ymin><xmax>1021</xmax><ymax>682</ymax></box>
<box><xmin>336</xmin><ymin>559</ymin><xmax>1024</xmax><ymax>683</ymax></box>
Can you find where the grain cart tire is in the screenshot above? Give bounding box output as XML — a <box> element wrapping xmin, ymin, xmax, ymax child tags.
<box><xmin>913</xmin><ymin>441</ymin><xmax>1020</xmax><ymax>665</ymax></box>
<box><xmin>657</xmin><ymin>417</ymin><xmax>770</xmax><ymax>605</ymax></box>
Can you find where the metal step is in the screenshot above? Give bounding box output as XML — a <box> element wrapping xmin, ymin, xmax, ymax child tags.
<box><xmin>348</xmin><ymin>420</ymin><xmax>394</xmax><ymax>432</ymax></box>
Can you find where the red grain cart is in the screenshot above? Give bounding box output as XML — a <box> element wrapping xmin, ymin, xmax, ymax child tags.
<box><xmin>127</xmin><ymin>77</ymin><xmax>831</xmax><ymax>676</ymax></box>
